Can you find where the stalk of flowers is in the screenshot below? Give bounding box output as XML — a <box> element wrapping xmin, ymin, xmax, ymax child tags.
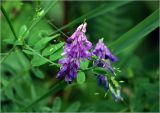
<box><xmin>92</xmin><ymin>38</ymin><xmax>117</xmax><ymax>76</ymax></box>
<box><xmin>56</xmin><ymin>22</ymin><xmax>92</xmax><ymax>83</ymax></box>
<box><xmin>92</xmin><ymin>38</ymin><xmax>123</xmax><ymax>101</ymax></box>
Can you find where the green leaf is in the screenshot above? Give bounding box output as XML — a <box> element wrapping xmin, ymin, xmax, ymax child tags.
<box><xmin>31</xmin><ymin>68</ymin><xmax>45</xmax><ymax>79</ymax></box>
<box><xmin>92</xmin><ymin>67</ymin><xmax>107</xmax><ymax>75</ymax></box>
<box><xmin>80</xmin><ymin>59</ymin><xmax>89</xmax><ymax>70</ymax></box>
<box><xmin>22</xmin><ymin>49</ymin><xmax>35</xmax><ymax>55</ymax></box>
<box><xmin>4</xmin><ymin>88</ymin><xmax>14</xmax><ymax>100</ymax></box>
<box><xmin>3</xmin><ymin>38</ymin><xmax>15</xmax><ymax>44</ymax></box>
<box><xmin>31</xmin><ymin>55</ymin><xmax>48</xmax><ymax>66</ymax></box>
<box><xmin>18</xmin><ymin>25</ymin><xmax>28</xmax><ymax>38</ymax></box>
<box><xmin>21</xmin><ymin>80</ymin><xmax>66</xmax><ymax>111</ymax></box>
<box><xmin>28</xmin><ymin>30</ymin><xmax>49</xmax><ymax>46</ymax></box>
<box><xmin>52</xmin><ymin>97</ymin><xmax>61</xmax><ymax>112</ymax></box>
<box><xmin>34</xmin><ymin>34</ymin><xmax>60</xmax><ymax>51</ymax></box>
<box><xmin>110</xmin><ymin>9</ymin><xmax>159</xmax><ymax>55</ymax></box>
<box><xmin>65</xmin><ymin>101</ymin><xmax>80</xmax><ymax>112</ymax></box>
<box><xmin>111</xmin><ymin>77</ymin><xmax>119</xmax><ymax>88</ymax></box>
<box><xmin>24</xmin><ymin>45</ymin><xmax>59</xmax><ymax>67</ymax></box>
<box><xmin>30</xmin><ymin>85</ymin><xmax>36</xmax><ymax>100</ymax></box>
<box><xmin>49</xmin><ymin>48</ymin><xmax>63</xmax><ymax>62</ymax></box>
<box><xmin>3</xmin><ymin>38</ymin><xmax>23</xmax><ymax>45</ymax></box>
<box><xmin>77</xmin><ymin>71</ymin><xmax>86</xmax><ymax>84</ymax></box>
<box><xmin>42</xmin><ymin>42</ymin><xmax>64</xmax><ymax>56</ymax></box>
<box><xmin>39</xmin><ymin>107</ymin><xmax>51</xmax><ymax>112</ymax></box>
<box><xmin>13</xmin><ymin>83</ymin><xmax>25</xmax><ymax>99</ymax></box>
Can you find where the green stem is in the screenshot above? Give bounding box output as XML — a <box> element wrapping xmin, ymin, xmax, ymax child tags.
<box><xmin>24</xmin><ymin>44</ymin><xmax>60</xmax><ymax>67</ymax></box>
<box><xmin>1</xmin><ymin>6</ymin><xmax>18</xmax><ymax>63</ymax></box>
<box><xmin>1</xmin><ymin>6</ymin><xmax>18</xmax><ymax>40</ymax></box>
<box><xmin>0</xmin><ymin>46</ymin><xmax>16</xmax><ymax>64</ymax></box>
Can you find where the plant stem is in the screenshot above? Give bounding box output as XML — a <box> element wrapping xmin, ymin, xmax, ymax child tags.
<box><xmin>1</xmin><ymin>6</ymin><xmax>18</xmax><ymax>40</ymax></box>
<box><xmin>0</xmin><ymin>46</ymin><xmax>16</xmax><ymax>64</ymax></box>
<box><xmin>24</xmin><ymin>44</ymin><xmax>60</xmax><ymax>67</ymax></box>
<box><xmin>1</xmin><ymin>6</ymin><xmax>18</xmax><ymax>63</ymax></box>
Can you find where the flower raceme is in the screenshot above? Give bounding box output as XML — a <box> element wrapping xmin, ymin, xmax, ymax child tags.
<box><xmin>92</xmin><ymin>38</ymin><xmax>123</xmax><ymax>101</ymax></box>
<box><xmin>56</xmin><ymin>22</ymin><xmax>92</xmax><ymax>83</ymax></box>
<box><xmin>92</xmin><ymin>38</ymin><xmax>118</xmax><ymax>62</ymax></box>
<box><xmin>93</xmin><ymin>38</ymin><xmax>117</xmax><ymax>75</ymax></box>
<box><xmin>56</xmin><ymin>22</ymin><xmax>123</xmax><ymax>101</ymax></box>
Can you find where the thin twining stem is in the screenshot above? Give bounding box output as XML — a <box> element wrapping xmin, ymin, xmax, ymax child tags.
<box><xmin>1</xmin><ymin>6</ymin><xmax>18</xmax><ymax>40</ymax></box>
<box><xmin>47</xmin><ymin>20</ymin><xmax>69</xmax><ymax>38</ymax></box>
<box><xmin>0</xmin><ymin>46</ymin><xmax>16</xmax><ymax>64</ymax></box>
<box><xmin>1</xmin><ymin>6</ymin><xmax>18</xmax><ymax>63</ymax></box>
<box><xmin>24</xmin><ymin>44</ymin><xmax>60</xmax><ymax>67</ymax></box>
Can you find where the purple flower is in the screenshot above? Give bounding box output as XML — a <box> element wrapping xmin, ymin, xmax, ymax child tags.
<box><xmin>92</xmin><ymin>38</ymin><xmax>117</xmax><ymax>75</ymax></box>
<box><xmin>94</xmin><ymin>59</ymin><xmax>115</xmax><ymax>75</ymax></box>
<box><xmin>93</xmin><ymin>38</ymin><xmax>123</xmax><ymax>101</ymax></box>
<box><xmin>97</xmin><ymin>75</ymin><xmax>109</xmax><ymax>91</ymax></box>
<box><xmin>92</xmin><ymin>38</ymin><xmax>118</xmax><ymax>62</ymax></box>
<box><xmin>56</xmin><ymin>22</ymin><xmax>92</xmax><ymax>83</ymax></box>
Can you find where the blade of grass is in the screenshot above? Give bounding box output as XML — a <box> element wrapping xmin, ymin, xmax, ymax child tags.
<box><xmin>109</xmin><ymin>8</ymin><xmax>159</xmax><ymax>55</ymax></box>
<box><xmin>49</xmin><ymin>1</ymin><xmax>130</xmax><ymax>36</ymax></box>
<box><xmin>21</xmin><ymin>80</ymin><xmax>66</xmax><ymax>111</ymax></box>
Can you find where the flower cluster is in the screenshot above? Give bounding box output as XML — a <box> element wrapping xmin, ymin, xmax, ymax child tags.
<box><xmin>56</xmin><ymin>22</ymin><xmax>123</xmax><ymax>101</ymax></box>
<box><xmin>56</xmin><ymin>22</ymin><xmax>92</xmax><ymax>83</ymax></box>
<box><xmin>92</xmin><ymin>38</ymin><xmax>123</xmax><ymax>101</ymax></box>
<box><xmin>92</xmin><ymin>38</ymin><xmax>118</xmax><ymax>62</ymax></box>
<box><xmin>93</xmin><ymin>39</ymin><xmax>117</xmax><ymax>75</ymax></box>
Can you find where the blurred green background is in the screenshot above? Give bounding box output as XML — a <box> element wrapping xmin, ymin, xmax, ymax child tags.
<box><xmin>1</xmin><ymin>0</ymin><xmax>159</xmax><ymax>112</ymax></box>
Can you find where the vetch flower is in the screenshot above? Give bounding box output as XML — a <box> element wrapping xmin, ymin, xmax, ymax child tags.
<box><xmin>64</xmin><ymin>22</ymin><xmax>92</xmax><ymax>60</ymax></box>
<box><xmin>56</xmin><ymin>58</ymin><xmax>79</xmax><ymax>83</ymax></box>
<box><xmin>93</xmin><ymin>59</ymin><xmax>115</xmax><ymax>75</ymax></box>
<box><xmin>93</xmin><ymin>38</ymin><xmax>117</xmax><ymax>75</ymax></box>
<box><xmin>92</xmin><ymin>38</ymin><xmax>118</xmax><ymax>62</ymax></box>
<box><xmin>56</xmin><ymin>22</ymin><xmax>92</xmax><ymax>83</ymax></box>
<box><xmin>97</xmin><ymin>75</ymin><xmax>109</xmax><ymax>91</ymax></box>
<box><xmin>93</xmin><ymin>38</ymin><xmax>122</xmax><ymax>101</ymax></box>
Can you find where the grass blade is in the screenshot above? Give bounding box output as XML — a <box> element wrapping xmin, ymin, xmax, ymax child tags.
<box><xmin>109</xmin><ymin>9</ymin><xmax>159</xmax><ymax>55</ymax></box>
<box><xmin>49</xmin><ymin>1</ymin><xmax>130</xmax><ymax>36</ymax></box>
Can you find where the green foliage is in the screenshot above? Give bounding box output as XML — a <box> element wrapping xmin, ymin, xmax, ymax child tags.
<box><xmin>42</xmin><ymin>42</ymin><xmax>64</xmax><ymax>56</ymax></box>
<box><xmin>52</xmin><ymin>97</ymin><xmax>62</xmax><ymax>112</ymax></box>
<box><xmin>77</xmin><ymin>71</ymin><xmax>86</xmax><ymax>84</ymax></box>
<box><xmin>65</xmin><ymin>101</ymin><xmax>81</xmax><ymax>112</ymax></box>
<box><xmin>80</xmin><ymin>59</ymin><xmax>89</xmax><ymax>70</ymax></box>
<box><xmin>34</xmin><ymin>34</ymin><xmax>60</xmax><ymax>51</ymax></box>
<box><xmin>1</xmin><ymin>1</ymin><xmax>159</xmax><ymax>112</ymax></box>
<box><xmin>31</xmin><ymin>54</ymin><xmax>48</xmax><ymax>66</ymax></box>
<box><xmin>31</xmin><ymin>68</ymin><xmax>45</xmax><ymax>79</ymax></box>
<box><xmin>92</xmin><ymin>67</ymin><xmax>108</xmax><ymax>75</ymax></box>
